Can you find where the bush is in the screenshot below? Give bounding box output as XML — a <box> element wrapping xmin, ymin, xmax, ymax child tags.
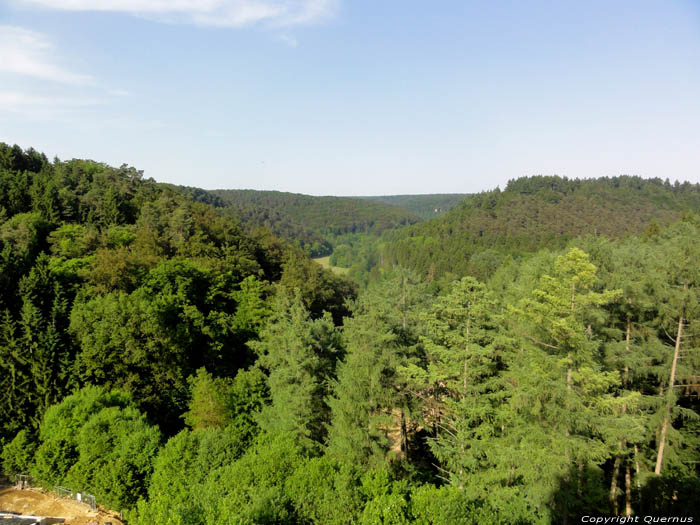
<box><xmin>1</xmin><ymin>429</ymin><xmax>37</xmax><ymax>477</ymax></box>
<box><xmin>30</xmin><ymin>386</ymin><xmax>161</xmax><ymax>511</ymax></box>
<box><xmin>132</xmin><ymin>425</ymin><xmax>249</xmax><ymax>525</ymax></box>
<box><xmin>285</xmin><ymin>456</ymin><xmax>364</xmax><ymax>524</ymax></box>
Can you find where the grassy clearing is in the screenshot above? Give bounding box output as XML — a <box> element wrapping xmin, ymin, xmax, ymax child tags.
<box><xmin>313</xmin><ymin>256</ymin><xmax>350</xmax><ymax>275</ymax></box>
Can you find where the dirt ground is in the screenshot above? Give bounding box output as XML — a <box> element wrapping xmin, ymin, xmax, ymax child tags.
<box><xmin>0</xmin><ymin>484</ymin><xmax>123</xmax><ymax>525</ymax></box>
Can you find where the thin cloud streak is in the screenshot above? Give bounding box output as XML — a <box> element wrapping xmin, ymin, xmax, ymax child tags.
<box><xmin>16</xmin><ymin>0</ymin><xmax>339</xmax><ymax>27</ymax></box>
<box><xmin>0</xmin><ymin>90</ymin><xmax>103</xmax><ymax>120</ymax></box>
<box><xmin>0</xmin><ymin>26</ymin><xmax>94</xmax><ymax>85</ymax></box>
<box><xmin>278</xmin><ymin>34</ymin><xmax>298</xmax><ymax>47</ymax></box>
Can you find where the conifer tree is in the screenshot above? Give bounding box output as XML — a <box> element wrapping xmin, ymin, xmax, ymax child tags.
<box><xmin>506</xmin><ymin>248</ymin><xmax>626</xmax><ymax>519</ymax></box>
<box><xmin>0</xmin><ymin>310</ymin><xmax>33</xmax><ymax>439</ymax></box>
<box><xmin>652</xmin><ymin>221</ymin><xmax>700</xmax><ymax>475</ymax></box>
<box><xmin>326</xmin><ymin>270</ymin><xmax>427</xmax><ymax>467</ymax></box>
<box><xmin>250</xmin><ymin>288</ymin><xmax>341</xmax><ymax>450</ymax></box>
<box><xmin>600</xmin><ymin>241</ymin><xmax>664</xmax><ymax>515</ymax></box>
<box><xmin>416</xmin><ymin>277</ymin><xmax>501</xmax><ymax>487</ymax></box>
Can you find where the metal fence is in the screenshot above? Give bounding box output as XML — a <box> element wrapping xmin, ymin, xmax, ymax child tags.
<box><xmin>54</xmin><ymin>485</ymin><xmax>97</xmax><ymax>511</ymax></box>
<box><xmin>12</xmin><ymin>475</ymin><xmax>98</xmax><ymax>512</ymax></box>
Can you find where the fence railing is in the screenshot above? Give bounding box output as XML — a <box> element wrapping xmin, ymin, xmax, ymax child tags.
<box><xmin>54</xmin><ymin>485</ymin><xmax>97</xmax><ymax>510</ymax></box>
<box><xmin>12</xmin><ymin>475</ymin><xmax>98</xmax><ymax>512</ymax></box>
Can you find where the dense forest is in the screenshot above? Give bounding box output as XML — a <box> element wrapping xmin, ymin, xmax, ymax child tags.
<box><xmin>1</xmin><ymin>144</ymin><xmax>698</xmax><ymax>523</ymax></box>
<box><xmin>359</xmin><ymin>194</ymin><xmax>468</xmax><ymax>219</ymax></box>
<box><xmin>381</xmin><ymin>176</ymin><xmax>700</xmax><ymax>282</ymax></box>
<box><xmin>206</xmin><ymin>189</ymin><xmax>422</xmax><ymax>257</ymax></box>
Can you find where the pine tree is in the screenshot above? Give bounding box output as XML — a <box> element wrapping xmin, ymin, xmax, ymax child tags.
<box><xmin>506</xmin><ymin>248</ymin><xmax>626</xmax><ymax>519</ymax></box>
<box><xmin>652</xmin><ymin>221</ymin><xmax>700</xmax><ymax>476</ymax></box>
<box><xmin>0</xmin><ymin>310</ymin><xmax>33</xmax><ymax>439</ymax></box>
<box><xmin>595</xmin><ymin>239</ymin><xmax>665</xmax><ymax>515</ymax></box>
<box><xmin>416</xmin><ymin>277</ymin><xmax>502</xmax><ymax>487</ymax></box>
<box><xmin>326</xmin><ymin>270</ymin><xmax>427</xmax><ymax>467</ymax></box>
<box><xmin>250</xmin><ymin>288</ymin><xmax>341</xmax><ymax>450</ymax></box>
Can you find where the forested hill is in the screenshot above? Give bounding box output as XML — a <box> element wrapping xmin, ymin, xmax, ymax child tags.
<box><xmin>209</xmin><ymin>189</ymin><xmax>421</xmax><ymax>255</ymax></box>
<box><xmin>382</xmin><ymin>175</ymin><xmax>700</xmax><ymax>280</ymax></box>
<box><xmin>358</xmin><ymin>193</ymin><xmax>468</xmax><ymax>219</ymax></box>
<box><xmin>0</xmin><ymin>143</ymin><xmax>357</xmax><ymax>439</ymax></box>
<box><xmin>2</xmin><ymin>145</ymin><xmax>699</xmax><ymax>522</ymax></box>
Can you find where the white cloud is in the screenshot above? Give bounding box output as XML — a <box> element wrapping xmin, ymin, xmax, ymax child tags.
<box><xmin>0</xmin><ymin>26</ymin><xmax>94</xmax><ymax>85</ymax></box>
<box><xmin>0</xmin><ymin>89</ymin><xmax>102</xmax><ymax>119</ymax></box>
<box><xmin>278</xmin><ymin>34</ymin><xmax>298</xmax><ymax>47</ymax></box>
<box><xmin>108</xmin><ymin>88</ymin><xmax>132</xmax><ymax>97</ymax></box>
<box><xmin>16</xmin><ymin>0</ymin><xmax>339</xmax><ymax>27</ymax></box>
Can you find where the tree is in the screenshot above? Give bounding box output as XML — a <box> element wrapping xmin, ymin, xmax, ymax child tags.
<box><xmin>183</xmin><ymin>368</ymin><xmax>232</xmax><ymax>431</ymax></box>
<box><xmin>414</xmin><ymin>277</ymin><xmax>501</xmax><ymax>488</ymax></box>
<box><xmin>250</xmin><ymin>288</ymin><xmax>341</xmax><ymax>450</ymax></box>
<box><xmin>652</xmin><ymin>221</ymin><xmax>700</xmax><ymax>476</ymax></box>
<box><xmin>132</xmin><ymin>425</ymin><xmax>250</xmax><ymax>525</ymax></box>
<box><xmin>507</xmin><ymin>248</ymin><xmax>626</xmax><ymax>520</ymax></box>
<box><xmin>29</xmin><ymin>386</ymin><xmax>160</xmax><ymax>510</ymax></box>
<box><xmin>326</xmin><ymin>271</ymin><xmax>426</xmax><ymax>467</ymax></box>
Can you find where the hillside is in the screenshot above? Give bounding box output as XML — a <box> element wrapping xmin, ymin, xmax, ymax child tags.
<box><xmin>209</xmin><ymin>189</ymin><xmax>421</xmax><ymax>255</ymax></box>
<box><xmin>1</xmin><ymin>146</ymin><xmax>699</xmax><ymax>522</ymax></box>
<box><xmin>0</xmin><ymin>143</ymin><xmax>357</xmax><ymax>442</ymax></box>
<box><xmin>382</xmin><ymin>175</ymin><xmax>700</xmax><ymax>280</ymax></box>
<box><xmin>358</xmin><ymin>193</ymin><xmax>468</xmax><ymax>219</ymax></box>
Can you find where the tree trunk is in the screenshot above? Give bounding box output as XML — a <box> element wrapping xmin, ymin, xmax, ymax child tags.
<box><xmin>400</xmin><ymin>408</ymin><xmax>408</xmax><ymax>457</ymax></box>
<box><xmin>464</xmin><ymin>317</ymin><xmax>470</xmax><ymax>396</ymax></box>
<box><xmin>610</xmin><ymin>456</ymin><xmax>620</xmax><ymax>514</ymax></box>
<box><xmin>625</xmin><ymin>464</ymin><xmax>633</xmax><ymax>516</ymax></box>
<box><xmin>654</xmin><ymin>307</ymin><xmax>684</xmax><ymax>475</ymax></box>
<box><xmin>634</xmin><ymin>444</ymin><xmax>641</xmax><ymax>489</ymax></box>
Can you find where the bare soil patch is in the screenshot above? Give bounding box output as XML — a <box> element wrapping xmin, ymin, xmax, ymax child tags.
<box><xmin>0</xmin><ymin>486</ymin><xmax>123</xmax><ymax>525</ymax></box>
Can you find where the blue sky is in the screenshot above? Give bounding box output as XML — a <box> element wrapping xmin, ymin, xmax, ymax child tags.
<box><xmin>1</xmin><ymin>1</ymin><xmax>699</xmax><ymax>195</ymax></box>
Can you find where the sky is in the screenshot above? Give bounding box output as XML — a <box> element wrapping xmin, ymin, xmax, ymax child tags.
<box><xmin>1</xmin><ymin>1</ymin><xmax>700</xmax><ymax>196</ymax></box>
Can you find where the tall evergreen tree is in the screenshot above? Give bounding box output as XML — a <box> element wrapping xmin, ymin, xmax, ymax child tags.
<box><xmin>326</xmin><ymin>270</ymin><xmax>427</xmax><ymax>467</ymax></box>
<box><xmin>415</xmin><ymin>277</ymin><xmax>503</xmax><ymax>487</ymax></box>
<box><xmin>250</xmin><ymin>288</ymin><xmax>341</xmax><ymax>450</ymax></box>
<box><xmin>652</xmin><ymin>221</ymin><xmax>700</xmax><ymax>476</ymax></box>
<box><xmin>505</xmin><ymin>248</ymin><xmax>627</xmax><ymax>520</ymax></box>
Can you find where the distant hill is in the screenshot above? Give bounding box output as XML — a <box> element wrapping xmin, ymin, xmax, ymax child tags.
<box><xmin>381</xmin><ymin>175</ymin><xmax>700</xmax><ymax>280</ymax></box>
<box><xmin>358</xmin><ymin>194</ymin><xmax>468</xmax><ymax>219</ymax></box>
<box><xmin>208</xmin><ymin>189</ymin><xmax>421</xmax><ymax>256</ymax></box>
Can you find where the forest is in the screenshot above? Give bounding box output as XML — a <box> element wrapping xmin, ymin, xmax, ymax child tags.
<box><xmin>380</xmin><ymin>175</ymin><xmax>700</xmax><ymax>282</ymax></box>
<box><xmin>0</xmin><ymin>143</ymin><xmax>698</xmax><ymax>524</ymax></box>
<box><xmin>203</xmin><ymin>189</ymin><xmax>422</xmax><ymax>258</ymax></box>
<box><xmin>358</xmin><ymin>194</ymin><xmax>468</xmax><ymax>220</ymax></box>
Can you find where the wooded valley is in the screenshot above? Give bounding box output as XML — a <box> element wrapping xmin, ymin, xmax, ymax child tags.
<box><xmin>0</xmin><ymin>143</ymin><xmax>698</xmax><ymax>523</ymax></box>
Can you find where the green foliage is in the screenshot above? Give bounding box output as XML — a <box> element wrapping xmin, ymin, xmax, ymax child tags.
<box><xmin>359</xmin><ymin>193</ymin><xmax>468</xmax><ymax>219</ymax></box>
<box><xmin>132</xmin><ymin>425</ymin><xmax>250</xmax><ymax>525</ymax></box>
<box><xmin>251</xmin><ymin>289</ymin><xmax>341</xmax><ymax>450</ymax></box>
<box><xmin>327</xmin><ymin>270</ymin><xmax>428</xmax><ymax>468</ymax></box>
<box><xmin>284</xmin><ymin>456</ymin><xmax>364</xmax><ymax>524</ymax></box>
<box><xmin>410</xmin><ymin>485</ymin><xmax>509</xmax><ymax>525</ymax></box>
<box><xmin>1</xmin><ymin>429</ymin><xmax>37</xmax><ymax>477</ymax></box>
<box><xmin>183</xmin><ymin>368</ymin><xmax>233</xmax><ymax>430</ymax></box>
<box><xmin>70</xmin><ymin>261</ymin><xmax>270</xmax><ymax>431</ymax></box>
<box><xmin>200</xmin><ymin>433</ymin><xmax>306</xmax><ymax>524</ymax></box>
<box><xmin>228</xmin><ymin>367</ymin><xmax>269</xmax><ymax>443</ymax></box>
<box><xmin>413</xmin><ymin>277</ymin><xmax>503</xmax><ymax>487</ymax></box>
<box><xmin>211</xmin><ymin>188</ymin><xmax>421</xmax><ymax>242</ymax></box>
<box><xmin>280</xmin><ymin>249</ymin><xmax>357</xmax><ymax>323</ymax></box>
<box><xmin>48</xmin><ymin>223</ymin><xmax>99</xmax><ymax>258</ymax></box>
<box><xmin>29</xmin><ymin>386</ymin><xmax>160</xmax><ymax>510</ymax></box>
<box><xmin>182</xmin><ymin>365</ymin><xmax>267</xmax><ymax>441</ymax></box>
<box><xmin>64</xmin><ymin>404</ymin><xmax>161</xmax><ymax>509</ymax></box>
<box><xmin>1</xmin><ymin>144</ymin><xmax>699</xmax><ymax>519</ymax></box>
<box><xmin>382</xmin><ymin>175</ymin><xmax>700</xmax><ymax>281</ymax></box>
<box><xmin>358</xmin><ymin>468</ymin><xmax>412</xmax><ymax>524</ymax></box>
